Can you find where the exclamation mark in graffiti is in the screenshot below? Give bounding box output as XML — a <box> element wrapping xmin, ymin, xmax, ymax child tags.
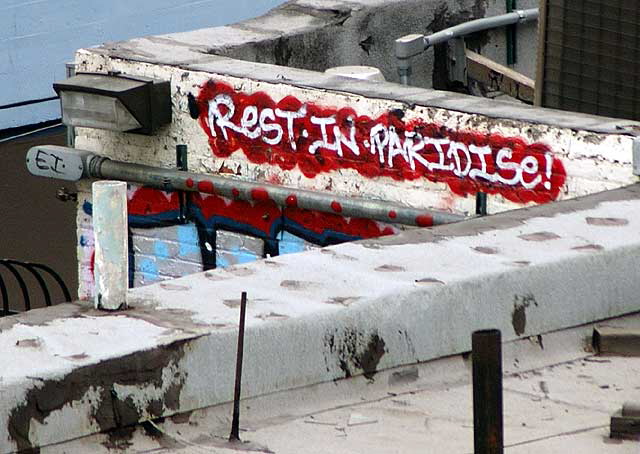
<box><xmin>544</xmin><ymin>154</ymin><xmax>552</xmax><ymax>190</ymax></box>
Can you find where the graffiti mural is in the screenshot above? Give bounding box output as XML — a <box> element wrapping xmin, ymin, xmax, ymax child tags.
<box><xmin>193</xmin><ymin>80</ymin><xmax>567</xmax><ymax>204</ymax></box>
<box><xmin>79</xmin><ymin>185</ymin><xmax>399</xmax><ymax>293</ymax></box>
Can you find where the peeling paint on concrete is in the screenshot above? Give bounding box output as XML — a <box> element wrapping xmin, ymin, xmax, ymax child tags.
<box><xmin>325</xmin><ymin>328</ymin><xmax>387</xmax><ymax>380</ymax></box>
<box><xmin>511</xmin><ymin>294</ymin><xmax>539</xmax><ymax>336</ymax></box>
<box><xmin>7</xmin><ymin>340</ymin><xmax>188</xmax><ymax>452</ymax></box>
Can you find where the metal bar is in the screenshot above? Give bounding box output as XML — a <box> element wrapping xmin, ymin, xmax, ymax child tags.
<box><xmin>7</xmin><ymin>261</ymin><xmax>52</xmax><ymax>307</ymax></box>
<box><xmin>633</xmin><ymin>138</ymin><xmax>640</xmax><ymax>177</ymax></box>
<box><xmin>93</xmin><ymin>180</ymin><xmax>128</xmax><ymax>311</ymax></box>
<box><xmin>424</xmin><ymin>9</ymin><xmax>539</xmax><ymax>48</ymax></box>
<box><xmin>0</xmin><ymin>261</ymin><xmax>31</xmax><ymax>311</ymax></box>
<box><xmin>93</xmin><ymin>157</ymin><xmax>464</xmax><ymax>227</ymax></box>
<box><xmin>472</xmin><ymin>329</ymin><xmax>504</xmax><ymax>454</ymax></box>
<box><xmin>475</xmin><ymin>192</ymin><xmax>487</xmax><ymax>216</ymax></box>
<box><xmin>29</xmin><ymin>263</ymin><xmax>72</xmax><ymax>302</ymax></box>
<box><xmin>0</xmin><ymin>96</ymin><xmax>59</xmax><ymax>111</ymax></box>
<box><xmin>506</xmin><ymin>0</ymin><xmax>517</xmax><ymax>65</ymax></box>
<box><xmin>229</xmin><ymin>291</ymin><xmax>247</xmax><ymax>442</ymax></box>
<box><xmin>176</xmin><ymin>144</ymin><xmax>189</xmax><ymax>223</ymax></box>
<box><xmin>0</xmin><ymin>274</ymin><xmax>9</xmax><ymax>316</ymax></box>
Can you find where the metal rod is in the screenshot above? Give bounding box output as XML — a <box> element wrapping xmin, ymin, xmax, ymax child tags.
<box><xmin>30</xmin><ymin>263</ymin><xmax>72</xmax><ymax>302</ymax></box>
<box><xmin>0</xmin><ymin>274</ymin><xmax>9</xmax><ymax>316</ymax></box>
<box><xmin>472</xmin><ymin>329</ymin><xmax>504</xmax><ymax>454</ymax></box>
<box><xmin>92</xmin><ymin>157</ymin><xmax>464</xmax><ymax>227</ymax></box>
<box><xmin>7</xmin><ymin>260</ymin><xmax>52</xmax><ymax>307</ymax></box>
<box><xmin>475</xmin><ymin>192</ymin><xmax>488</xmax><ymax>216</ymax></box>
<box><xmin>0</xmin><ymin>261</ymin><xmax>31</xmax><ymax>311</ymax></box>
<box><xmin>0</xmin><ymin>96</ymin><xmax>59</xmax><ymax>111</ymax></box>
<box><xmin>229</xmin><ymin>291</ymin><xmax>247</xmax><ymax>442</ymax></box>
<box><xmin>506</xmin><ymin>0</ymin><xmax>518</xmax><ymax>65</ymax></box>
<box><xmin>176</xmin><ymin>144</ymin><xmax>189</xmax><ymax>223</ymax></box>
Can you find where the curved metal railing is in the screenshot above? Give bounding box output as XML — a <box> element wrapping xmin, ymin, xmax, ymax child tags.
<box><xmin>0</xmin><ymin>259</ymin><xmax>72</xmax><ymax>316</ymax></box>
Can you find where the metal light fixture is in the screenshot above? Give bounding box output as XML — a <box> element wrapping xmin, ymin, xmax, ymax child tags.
<box><xmin>53</xmin><ymin>72</ymin><xmax>171</xmax><ymax>135</ymax></box>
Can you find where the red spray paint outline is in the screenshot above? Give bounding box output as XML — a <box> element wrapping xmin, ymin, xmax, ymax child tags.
<box><xmin>195</xmin><ymin>80</ymin><xmax>567</xmax><ymax>204</ymax></box>
<box><xmin>126</xmin><ymin>188</ymin><xmax>397</xmax><ymax>238</ymax></box>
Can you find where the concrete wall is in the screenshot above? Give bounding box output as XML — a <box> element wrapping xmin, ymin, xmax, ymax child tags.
<box><xmin>67</xmin><ymin>0</ymin><xmax>638</xmax><ymax>300</ymax></box>
<box><xmin>0</xmin><ymin>0</ymin><xmax>285</xmax><ymax>131</ymax></box>
<box><xmin>4</xmin><ymin>184</ymin><xmax>640</xmax><ymax>452</ymax></box>
<box><xmin>209</xmin><ymin>0</ymin><xmax>539</xmax><ymax>89</ymax></box>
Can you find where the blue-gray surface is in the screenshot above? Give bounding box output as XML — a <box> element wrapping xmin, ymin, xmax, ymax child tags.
<box><xmin>0</xmin><ymin>0</ymin><xmax>285</xmax><ymax>130</ymax></box>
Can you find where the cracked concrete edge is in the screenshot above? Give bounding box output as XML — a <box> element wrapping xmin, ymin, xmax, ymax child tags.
<box><xmin>3</xmin><ymin>185</ymin><xmax>640</xmax><ymax>452</ymax></box>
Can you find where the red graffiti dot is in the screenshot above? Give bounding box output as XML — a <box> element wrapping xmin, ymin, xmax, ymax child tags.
<box><xmin>331</xmin><ymin>201</ymin><xmax>343</xmax><ymax>213</ymax></box>
<box><xmin>232</xmin><ymin>188</ymin><xmax>240</xmax><ymax>198</ymax></box>
<box><xmin>197</xmin><ymin>181</ymin><xmax>215</xmax><ymax>193</ymax></box>
<box><xmin>382</xmin><ymin>227</ymin><xmax>395</xmax><ymax>236</ymax></box>
<box><xmin>185</xmin><ymin>178</ymin><xmax>194</xmax><ymax>188</ymax></box>
<box><xmin>388</xmin><ymin>210</ymin><xmax>397</xmax><ymax>219</ymax></box>
<box><xmin>415</xmin><ymin>214</ymin><xmax>433</xmax><ymax>227</ymax></box>
<box><xmin>285</xmin><ymin>194</ymin><xmax>298</xmax><ymax>207</ymax></box>
<box><xmin>251</xmin><ymin>188</ymin><xmax>270</xmax><ymax>202</ymax></box>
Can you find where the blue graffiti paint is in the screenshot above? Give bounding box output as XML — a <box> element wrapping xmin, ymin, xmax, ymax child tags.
<box><xmin>177</xmin><ymin>224</ymin><xmax>200</xmax><ymax>257</ymax></box>
<box><xmin>154</xmin><ymin>241</ymin><xmax>170</xmax><ymax>259</ymax></box>
<box><xmin>216</xmin><ymin>245</ymin><xmax>260</xmax><ymax>269</ymax></box>
<box><xmin>79</xmin><ymin>235</ymin><xmax>88</xmax><ymax>247</ymax></box>
<box><xmin>216</xmin><ymin>254</ymin><xmax>231</xmax><ymax>269</ymax></box>
<box><xmin>279</xmin><ymin>231</ymin><xmax>309</xmax><ymax>255</ymax></box>
<box><xmin>83</xmin><ymin>201</ymin><xmax>93</xmax><ymax>215</ymax></box>
<box><xmin>138</xmin><ymin>258</ymin><xmax>159</xmax><ymax>280</ymax></box>
<box><xmin>235</xmin><ymin>249</ymin><xmax>260</xmax><ymax>264</ymax></box>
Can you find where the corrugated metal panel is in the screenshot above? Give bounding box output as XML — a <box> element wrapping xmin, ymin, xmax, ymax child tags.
<box><xmin>537</xmin><ymin>0</ymin><xmax>640</xmax><ymax>120</ymax></box>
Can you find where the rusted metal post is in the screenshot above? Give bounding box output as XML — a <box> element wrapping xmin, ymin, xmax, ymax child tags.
<box><xmin>230</xmin><ymin>291</ymin><xmax>247</xmax><ymax>441</ymax></box>
<box><xmin>472</xmin><ymin>329</ymin><xmax>504</xmax><ymax>454</ymax></box>
<box><xmin>93</xmin><ymin>180</ymin><xmax>128</xmax><ymax>310</ymax></box>
<box><xmin>176</xmin><ymin>144</ymin><xmax>188</xmax><ymax>223</ymax></box>
<box><xmin>476</xmin><ymin>192</ymin><xmax>488</xmax><ymax>216</ymax></box>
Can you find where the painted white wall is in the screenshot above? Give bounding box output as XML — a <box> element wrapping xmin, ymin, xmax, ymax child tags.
<box><xmin>0</xmin><ymin>0</ymin><xmax>285</xmax><ymax>130</ymax></box>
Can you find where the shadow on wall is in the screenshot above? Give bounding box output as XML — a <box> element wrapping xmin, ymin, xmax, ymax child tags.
<box><xmin>78</xmin><ymin>186</ymin><xmax>399</xmax><ymax>293</ymax></box>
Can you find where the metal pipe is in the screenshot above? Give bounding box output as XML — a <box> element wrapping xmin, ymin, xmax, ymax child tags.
<box><xmin>394</xmin><ymin>9</ymin><xmax>538</xmax><ymax>85</ymax></box>
<box><xmin>65</xmin><ymin>62</ymin><xmax>76</xmax><ymax>148</ymax></box>
<box><xmin>93</xmin><ymin>180</ymin><xmax>128</xmax><ymax>311</ymax></box>
<box><xmin>229</xmin><ymin>291</ymin><xmax>247</xmax><ymax>442</ymax></box>
<box><xmin>472</xmin><ymin>329</ymin><xmax>504</xmax><ymax>454</ymax></box>
<box><xmin>424</xmin><ymin>9</ymin><xmax>539</xmax><ymax>48</ymax></box>
<box><xmin>91</xmin><ymin>157</ymin><xmax>464</xmax><ymax>227</ymax></box>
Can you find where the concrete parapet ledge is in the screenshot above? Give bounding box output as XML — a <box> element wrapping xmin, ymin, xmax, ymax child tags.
<box><xmin>3</xmin><ymin>184</ymin><xmax>640</xmax><ymax>452</ymax></box>
<box><xmin>86</xmin><ymin>0</ymin><xmax>640</xmax><ymax>136</ymax></box>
